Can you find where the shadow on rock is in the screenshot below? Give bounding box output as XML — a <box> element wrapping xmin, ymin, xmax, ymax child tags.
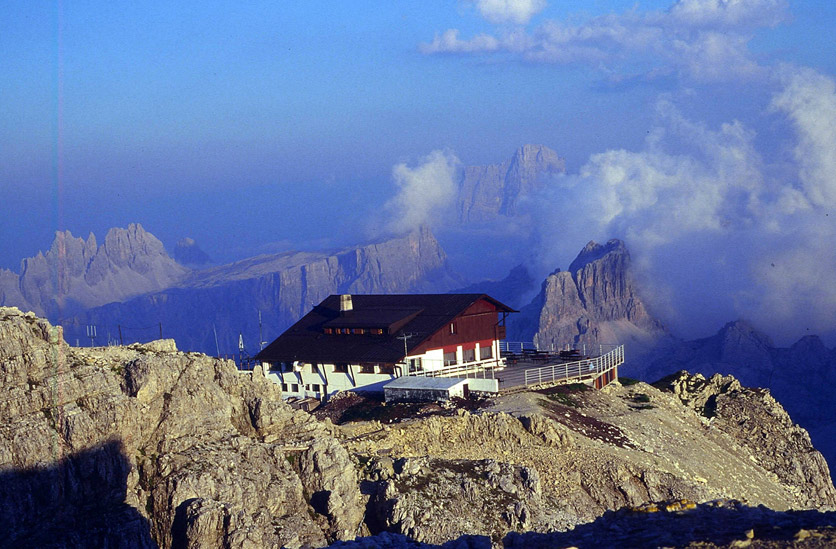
<box><xmin>0</xmin><ymin>438</ymin><xmax>156</xmax><ymax>548</ymax></box>
<box><xmin>503</xmin><ymin>500</ymin><xmax>836</xmax><ymax>548</ymax></box>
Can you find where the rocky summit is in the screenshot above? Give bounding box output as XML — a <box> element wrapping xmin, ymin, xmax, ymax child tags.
<box><xmin>1</xmin><ymin>307</ymin><xmax>835</xmax><ymax>548</ymax></box>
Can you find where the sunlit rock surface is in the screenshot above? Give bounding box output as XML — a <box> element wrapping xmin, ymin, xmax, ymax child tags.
<box><xmin>2</xmin><ymin>307</ymin><xmax>833</xmax><ymax>548</ymax></box>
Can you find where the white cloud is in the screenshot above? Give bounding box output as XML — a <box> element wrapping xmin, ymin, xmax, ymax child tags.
<box><xmin>420</xmin><ymin>29</ymin><xmax>501</xmax><ymax>54</ymax></box>
<box><xmin>472</xmin><ymin>0</ymin><xmax>547</xmax><ymax>25</ymax></box>
<box><xmin>423</xmin><ymin>0</ymin><xmax>790</xmax><ymax>83</ymax></box>
<box><xmin>526</xmin><ymin>69</ymin><xmax>836</xmax><ymax>343</ymax></box>
<box><xmin>668</xmin><ymin>0</ymin><xmax>790</xmax><ymax>28</ymax></box>
<box><xmin>384</xmin><ymin>150</ymin><xmax>461</xmax><ymax>235</ymax></box>
<box><xmin>771</xmin><ymin>66</ymin><xmax>836</xmax><ymax>209</ymax></box>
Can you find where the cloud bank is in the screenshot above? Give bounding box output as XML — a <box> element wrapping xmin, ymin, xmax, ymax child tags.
<box><xmin>526</xmin><ymin>65</ymin><xmax>836</xmax><ymax>344</ymax></box>
<box><xmin>422</xmin><ymin>0</ymin><xmax>789</xmax><ymax>83</ymax></box>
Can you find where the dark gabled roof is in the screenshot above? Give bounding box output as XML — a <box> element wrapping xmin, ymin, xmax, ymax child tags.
<box><xmin>255</xmin><ymin>294</ymin><xmax>515</xmax><ymax>365</ymax></box>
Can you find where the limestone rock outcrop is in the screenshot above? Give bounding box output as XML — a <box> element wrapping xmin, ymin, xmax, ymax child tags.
<box><xmin>3</xmin><ymin>308</ymin><xmax>835</xmax><ymax>548</ymax></box>
<box><xmin>339</xmin><ymin>378</ymin><xmax>836</xmax><ymax>546</ymax></box>
<box><xmin>642</xmin><ymin>320</ymin><xmax>836</xmax><ymax>484</ymax></box>
<box><xmin>655</xmin><ymin>371</ymin><xmax>836</xmax><ymax>507</ymax></box>
<box><xmin>456</xmin><ymin>144</ymin><xmax>565</xmax><ymax>223</ymax></box>
<box><xmin>0</xmin><ymin>307</ymin><xmax>363</xmax><ymax>548</ymax></box>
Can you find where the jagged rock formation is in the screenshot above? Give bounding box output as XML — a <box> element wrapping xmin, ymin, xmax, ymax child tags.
<box><xmin>0</xmin><ymin>224</ymin><xmax>188</xmax><ymax>318</ymax></box>
<box><xmin>0</xmin><ymin>307</ymin><xmax>364</xmax><ymax>547</ymax></box>
<box><xmin>512</xmin><ymin>239</ymin><xmax>666</xmax><ymax>353</ymax></box>
<box><xmin>64</xmin><ymin>227</ymin><xmax>463</xmax><ymax>355</ymax></box>
<box><xmin>456</xmin><ymin>144</ymin><xmax>565</xmax><ymax>223</ymax></box>
<box><xmin>173</xmin><ymin>237</ymin><xmax>213</xmax><ymax>268</ymax></box>
<box><xmin>654</xmin><ymin>371</ymin><xmax>835</xmax><ymax>507</ymax></box>
<box><xmin>2</xmin><ymin>308</ymin><xmax>835</xmax><ymax>547</ymax></box>
<box><xmin>639</xmin><ymin>320</ymin><xmax>836</xmax><ymax>484</ymax></box>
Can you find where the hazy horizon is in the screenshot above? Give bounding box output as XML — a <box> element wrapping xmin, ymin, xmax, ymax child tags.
<box><xmin>4</xmin><ymin>1</ymin><xmax>836</xmax><ymax>346</ymax></box>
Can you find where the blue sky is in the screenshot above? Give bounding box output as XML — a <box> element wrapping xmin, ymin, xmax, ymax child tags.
<box><xmin>3</xmin><ymin>1</ymin><xmax>836</xmax><ymax>343</ymax></box>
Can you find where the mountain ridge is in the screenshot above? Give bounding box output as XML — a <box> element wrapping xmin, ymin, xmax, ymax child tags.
<box><xmin>63</xmin><ymin>227</ymin><xmax>464</xmax><ymax>355</ymax></box>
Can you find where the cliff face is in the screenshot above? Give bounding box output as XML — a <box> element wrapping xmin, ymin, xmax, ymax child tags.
<box><xmin>0</xmin><ymin>307</ymin><xmax>364</xmax><ymax>548</ymax></box>
<box><xmin>0</xmin><ymin>224</ymin><xmax>188</xmax><ymax>318</ymax></box>
<box><xmin>457</xmin><ymin>144</ymin><xmax>566</xmax><ymax>223</ymax></box>
<box><xmin>2</xmin><ymin>308</ymin><xmax>834</xmax><ymax>548</ymax></box>
<box><xmin>514</xmin><ymin>239</ymin><xmax>666</xmax><ymax>353</ymax></box>
<box><xmin>64</xmin><ymin>227</ymin><xmax>463</xmax><ymax>355</ymax></box>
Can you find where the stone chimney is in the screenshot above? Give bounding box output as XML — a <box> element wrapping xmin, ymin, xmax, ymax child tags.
<box><xmin>340</xmin><ymin>294</ymin><xmax>353</xmax><ymax>313</ymax></box>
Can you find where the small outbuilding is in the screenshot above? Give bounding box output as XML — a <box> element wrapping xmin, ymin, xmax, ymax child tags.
<box><xmin>384</xmin><ymin>376</ymin><xmax>471</xmax><ymax>403</ymax></box>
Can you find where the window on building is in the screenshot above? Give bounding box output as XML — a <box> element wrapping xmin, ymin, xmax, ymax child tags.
<box><xmin>281</xmin><ymin>383</ymin><xmax>288</xmax><ymax>392</ymax></box>
<box><xmin>311</xmin><ymin>384</ymin><xmax>321</xmax><ymax>393</ymax></box>
<box><xmin>449</xmin><ymin>322</ymin><xmax>457</xmax><ymax>334</ymax></box>
<box><xmin>334</xmin><ymin>363</ymin><xmax>348</xmax><ymax>373</ymax></box>
<box><xmin>462</xmin><ymin>348</ymin><xmax>475</xmax><ymax>363</ymax></box>
<box><xmin>324</xmin><ymin>328</ymin><xmax>334</xmax><ymax>335</ymax></box>
<box><xmin>444</xmin><ymin>351</ymin><xmax>457</xmax><ymax>366</ymax></box>
<box><xmin>408</xmin><ymin>357</ymin><xmax>422</xmax><ymax>373</ymax></box>
<box><xmin>290</xmin><ymin>384</ymin><xmax>299</xmax><ymax>393</ymax></box>
<box><xmin>372</xmin><ymin>328</ymin><xmax>384</xmax><ymax>335</ymax></box>
<box><xmin>480</xmin><ymin>345</ymin><xmax>493</xmax><ymax>360</ymax></box>
<box><xmin>380</xmin><ymin>363</ymin><xmax>395</xmax><ymax>374</ymax></box>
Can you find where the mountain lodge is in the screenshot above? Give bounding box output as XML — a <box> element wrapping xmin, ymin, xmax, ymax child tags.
<box><xmin>255</xmin><ymin>293</ymin><xmax>516</xmax><ymax>400</ymax></box>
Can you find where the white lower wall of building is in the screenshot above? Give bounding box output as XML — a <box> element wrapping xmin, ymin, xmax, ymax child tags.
<box><xmin>266</xmin><ymin>368</ymin><xmax>395</xmax><ymax>399</ymax></box>
<box><xmin>466</xmin><ymin>378</ymin><xmax>499</xmax><ymax>392</ymax></box>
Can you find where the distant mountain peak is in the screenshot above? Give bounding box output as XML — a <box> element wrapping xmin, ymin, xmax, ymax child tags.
<box><xmin>1</xmin><ymin>224</ymin><xmax>187</xmax><ymax>318</ymax></box>
<box><xmin>174</xmin><ymin>237</ymin><xmax>213</xmax><ymax>268</ymax></box>
<box><xmin>568</xmin><ymin>239</ymin><xmax>626</xmax><ymax>273</ymax></box>
<box><xmin>513</xmin><ymin>238</ymin><xmax>665</xmax><ymax>353</ymax></box>
<box><xmin>457</xmin><ymin>144</ymin><xmax>566</xmax><ymax>223</ymax></box>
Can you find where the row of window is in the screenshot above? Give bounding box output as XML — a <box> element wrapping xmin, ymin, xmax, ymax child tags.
<box><xmin>324</xmin><ymin>327</ymin><xmax>385</xmax><ymax>335</ymax></box>
<box><xmin>275</xmin><ymin>362</ymin><xmax>395</xmax><ymax>375</ymax></box>
<box><xmin>444</xmin><ymin>345</ymin><xmax>492</xmax><ymax>366</ymax></box>
<box><xmin>281</xmin><ymin>383</ymin><xmax>322</xmax><ymax>394</ymax></box>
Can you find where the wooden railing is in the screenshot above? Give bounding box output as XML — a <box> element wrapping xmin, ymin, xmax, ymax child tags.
<box><xmin>522</xmin><ymin>345</ymin><xmax>624</xmax><ymax>387</ymax></box>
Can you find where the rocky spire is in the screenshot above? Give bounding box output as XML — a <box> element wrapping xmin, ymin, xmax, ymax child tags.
<box><xmin>526</xmin><ymin>239</ymin><xmax>666</xmax><ymax>352</ymax></box>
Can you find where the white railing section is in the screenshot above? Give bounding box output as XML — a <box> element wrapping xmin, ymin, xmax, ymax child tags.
<box><xmin>522</xmin><ymin>345</ymin><xmax>624</xmax><ymax>387</ymax></box>
<box><xmin>499</xmin><ymin>341</ymin><xmax>538</xmax><ymax>353</ymax></box>
<box><xmin>402</xmin><ymin>358</ymin><xmax>505</xmax><ymax>379</ymax></box>
<box><xmin>502</xmin><ymin>341</ymin><xmax>622</xmax><ymax>355</ymax></box>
